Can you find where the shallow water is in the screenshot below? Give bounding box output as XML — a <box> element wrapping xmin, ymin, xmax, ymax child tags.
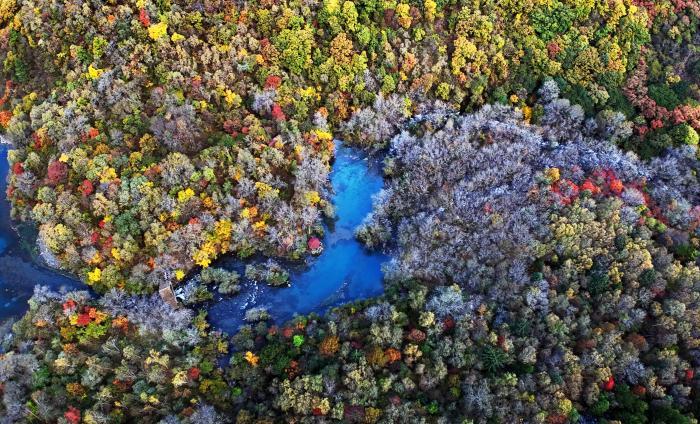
<box><xmin>207</xmin><ymin>143</ymin><xmax>387</xmax><ymax>332</ymax></box>
<box><xmin>0</xmin><ymin>144</ymin><xmax>84</xmax><ymax>322</ymax></box>
<box><xmin>0</xmin><ymin>142</ymin><xmax>386</xmax><ymax>329</ymax></box>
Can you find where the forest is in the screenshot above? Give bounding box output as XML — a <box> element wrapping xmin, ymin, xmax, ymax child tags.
<box><xmin>0</xmin><ymin>0</ymin><xmax>700</xmax><ymax>422</ymax></box>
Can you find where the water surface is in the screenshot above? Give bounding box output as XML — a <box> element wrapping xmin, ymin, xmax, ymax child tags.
<box><xmin>0</xmin><ymin>144</ymin><xmax>84</xmax><ymax>322</ymax></box>
<box><xmin>0</xmin><ymin>141</ymin><xmax>386</xmax><ymax>330</ymax></box>
<box><xmin>207</xmin><ymin>143</ymin><xmax>387</xmax><ymax>331</ymax></box>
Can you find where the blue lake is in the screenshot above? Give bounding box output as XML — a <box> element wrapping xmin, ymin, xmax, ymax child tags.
<box><xmin>0</xmin><ymin>141</ymin><xmax>387</xmax><ymax>331</ymax></box>
<box><xmin>207</xmin><ymin>143</ymin><xmax>388</xmax><ymax>332</ymax></box>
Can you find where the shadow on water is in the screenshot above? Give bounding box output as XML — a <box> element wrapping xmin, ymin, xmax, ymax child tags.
<box><xmin>0</xmin><ymin>143</ymin><xmax>85</xmax><ymax>323</ymax></box>
<box><xmin>206</xmin><ymin>142</ymin><xmax>388</xmax><ymax>332</ymax></box>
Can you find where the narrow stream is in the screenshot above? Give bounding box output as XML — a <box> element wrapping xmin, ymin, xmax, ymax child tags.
<box><xmin>0</xmin><ymin>143</ymin><xmax>84</xmax><ymax>323</ymax></box>
<box><xmin>206</xmin><ymin>143</ymin><xmax>387</xmax><ymax>332</ymax></box>
<box><xmin>0</xmin><ymin>141</ymin><xmax>387</xmax><ymax>331</ymax></box>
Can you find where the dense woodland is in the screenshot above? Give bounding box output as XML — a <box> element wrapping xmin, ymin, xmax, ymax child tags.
<box><xmin>1</xmin><ymin>0</ymin><xmax>700</xmax><ymax>422</ymax></box>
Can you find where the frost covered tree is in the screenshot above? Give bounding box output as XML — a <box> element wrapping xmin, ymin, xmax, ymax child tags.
<box><xmin>359</xmin><ymin>82</ymin><xmax>700</xmax><ymax>302</ymax></box>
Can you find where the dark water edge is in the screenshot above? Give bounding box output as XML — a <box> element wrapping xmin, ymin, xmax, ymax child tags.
<box><xmin>0</xmin><ymin>141</ymin><xmax>387</xmax><ymax>333</ymax></box>
<box><xmin>0</xmin><ymin>144</ymin><xmax>85</xmax><ymax>324</ymax></box>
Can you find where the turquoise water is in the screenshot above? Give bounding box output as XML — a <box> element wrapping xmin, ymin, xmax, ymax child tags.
<box><xmin>207</xmin><ymin>143</ymin><xmax>387</xmax><ymax>332</ymax></box>
<box><xmin>0</xmin><ymin>142</ymin><xmax>386</xmax><ymax>330</ymax></box>
<box><xmin>0</xmin><ymin>144</ymin><xmax>84</xmax><ymax>322</ymax></box>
